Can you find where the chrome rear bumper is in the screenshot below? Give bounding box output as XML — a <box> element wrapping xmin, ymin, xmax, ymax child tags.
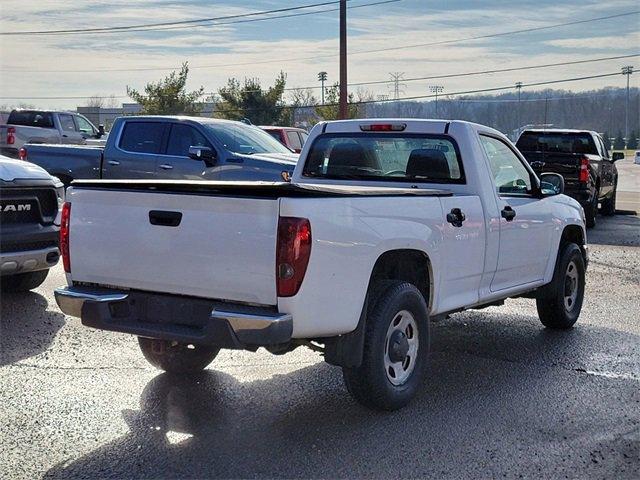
<box><xmin>54</xmin><ymin>286</ymin><xmax>292</xmax><ymax>347</ymax></box>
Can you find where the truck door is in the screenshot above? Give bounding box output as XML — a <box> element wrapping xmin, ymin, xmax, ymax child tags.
<box><xmin>102</xmin><ymin>120</ymin><xmax>163</xmax><ymax>179</ymax></box>
<box><xmin>155</xmin><ymin>123</ymin><xmax>221</xmax><ymax>180</ymax></box>
<box><xmin>437</xmin><ymin>195</ymin><xmax>486</xmax><ymax>313</ymax></box>
<box><xmin>479</xmin><ymin>134</ymin><xmax>554</xmax><ymax>292</ymax></box>
<box><xmin>57</xmin><ymin>114</ymin><xmax>84</xmax><ymax>144</ymax></box>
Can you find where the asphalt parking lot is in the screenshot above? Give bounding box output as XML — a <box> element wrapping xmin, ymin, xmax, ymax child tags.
<box><xmin>1</xmin><ymin>158</ymin><xmax>639</xmax><ymax>479</ymax></box>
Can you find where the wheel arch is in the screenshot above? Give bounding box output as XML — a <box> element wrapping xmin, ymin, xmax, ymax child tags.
<box><xmin>323</xmin><ymin>248</ymin><xmax>432</xmax><ymax>368</ymax></box>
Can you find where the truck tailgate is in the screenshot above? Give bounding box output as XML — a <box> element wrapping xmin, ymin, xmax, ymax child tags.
<box><xmin>68</xmin><ymin>187</ymin><xmax>279</xmax><ymax>305</ymax></box>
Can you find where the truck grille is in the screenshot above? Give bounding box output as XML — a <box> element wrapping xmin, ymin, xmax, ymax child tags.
<box><xmin>0</xmin><ymin>187</ymin><xmax>58</xmax><ymax>225</ymax></box>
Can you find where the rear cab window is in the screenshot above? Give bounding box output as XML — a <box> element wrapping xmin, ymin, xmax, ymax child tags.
<box><xmin>516</xmin><ymin>131</ymin><xmax>598</xmax><ymax>155</ymax></box>
<box><xmin>302</xmin><ymin>133</ymin><xmax>464</xmax><ymax>183</ymax></box>
<box><xmin>7</xmin><ymin>111</ymin><xmax>55</xmax><ymax>129</ymax></box>
<box><xmin>119</xmin><ymin>122</ymin><xmax>166</xmax><ymax>154</ymax></box>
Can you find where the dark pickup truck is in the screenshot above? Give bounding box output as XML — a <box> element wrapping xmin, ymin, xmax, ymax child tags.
<box><xmin>516</xmin><ymin>129</ymin><xmax>623</xmax><ymax>227</ymax></box>
<box><xmin>20</xmin><ymin>116</ymin><xmax>298</xmax><ymax>185</ymax></box>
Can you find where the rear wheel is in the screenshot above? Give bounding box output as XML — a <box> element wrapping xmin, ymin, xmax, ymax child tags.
<box><xmin>138</xmin><ymin>337</ymin><xmax>219</xmax><ymax>374</ymax></box>
<box><xmin>536</xmin><ymin>243</ymin><xmax>585</xmax><ymax>329</ymax></box>
<box><xmin>1</xmin><ymin>270</ymin><xmax>49</xmax><ymax>292</ymax></box>
<box><xmin>342</xmin><ymin>281</ymin><xmax>429</xmax><ymax>411</ymax></box>
<box><xmin>601</xmin><ymin>185</ymin><xmax>616</xmax><ymax>216</ymax></box>
<box><xmin>584</xmin><ymin>190</ymin><xmax>598</xmax><ymax>228</ymax></box>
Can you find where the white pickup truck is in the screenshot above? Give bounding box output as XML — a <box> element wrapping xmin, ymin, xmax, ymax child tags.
<box><xmin>55</xmin><ymin>119</ymin><xmax>587</xmax><ymax>410</ymax></box>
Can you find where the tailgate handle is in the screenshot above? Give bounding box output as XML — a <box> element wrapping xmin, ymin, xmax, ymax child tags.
<box><xmin>149</xmin><ymin>210</ymin><xmax>182</xmax><ymax>227</ymax></box>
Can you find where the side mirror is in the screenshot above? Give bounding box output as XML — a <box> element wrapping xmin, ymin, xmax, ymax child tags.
<box><xmin>539</xmin><ymin>172</ymin><xmax>564</xmax><ymax>196</ymax></box>
<box><xmin>97</xmin><ymin>124</ymin><xmax>105</xmax><ymax>137</ymax></box>
<box><xmin>612</xmin><ymin>151</ymin><xmax>625</xmax><ymax>161</ymax></box>
<box><xmin>188</xmin><ymin>146</ymin><xmax>216</xmax><ymax>166</ymax></box>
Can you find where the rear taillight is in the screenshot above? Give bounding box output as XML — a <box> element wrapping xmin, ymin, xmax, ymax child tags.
<box><xmin>276</xmin><ymin>217</ymin><xmax>311</xmax><ymax>297</ymax></box>
<box><xmin>6</xmin><ymin>126</ymin><xmax>15</xmax><ymax>145</ymax></box>
<box><xmin>579</xmin><ymin>156</ymin><xmax>590</xmax><ymax>183</ymax></box>
<box><xmin>60</xmin><ymin>202</ymin><xmax>71</xmax><ymax>273</ymax></box>
<box><xmin>18</xmin><ymin>147</ymin><xmax>27</xmax><ymax>160</ymax></box>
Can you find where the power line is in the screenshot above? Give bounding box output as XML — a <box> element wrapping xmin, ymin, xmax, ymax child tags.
<box><xmin>3</xmin><ymin>71</ymin><xmax>623</xmax><ymax>115</ymax></box>
<box><xmin>4</xmin><ymin>11</ymin><xmax>637</xmax><ymax>73</ymax></box>
<box><xmin>4</xmin><ymin>55</ymin><xmax>635</xmax><ymax>99</ymax></box>
<box><xmin>0</xmin><ymin>1</ymin><xmax>345</xmax><ymax>36</ymax></box>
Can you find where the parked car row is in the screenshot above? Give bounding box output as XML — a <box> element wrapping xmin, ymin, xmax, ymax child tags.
<box><xmin>48</xmin><ymin>118</ymin><xmax>589</xmax><ymax>411</ymax></box>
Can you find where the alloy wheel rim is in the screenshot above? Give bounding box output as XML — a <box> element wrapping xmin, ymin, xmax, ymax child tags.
<box><xmin>384</xmin><ymin>310</ymin><xmax>419</xmax><ymax>386</ymax></box>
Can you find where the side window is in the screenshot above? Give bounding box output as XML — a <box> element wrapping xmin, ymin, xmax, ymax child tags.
<box><xmin>286</xmin><ymin>130</ymin><xmax>302</xmax><ymax>150</ymax></box>
<box><xmin>119</xmin><ymin>122</ymin><xmax>165</xmax><ymax>154</ymax></box>
<box><xmin>597</xmin><ymin>136</ymin><xmax>609</xmax><ymax>159</ymax></box>
<box><xmin>300</xmin><ymin>132</ymin><xmax>309</xmax><ymax>145</ymax></box>
<box><xmin>59</xmin><ymin>114</ymin><xmax>77</xmax><ymax>132</ymax></box>
<box><xmin>75</xmin><ymin>115</ymin><xmax>95</xmax><ymax>134</ymax></box>
<box><xmin>480</xmin><ymin>135</ymin><xmax>533</xmax><ymax>195</ymax></box>
<box><xmin>166</xmin><ymin>124</ymin><xmax>210</xmax><ymax>157</ymax></box>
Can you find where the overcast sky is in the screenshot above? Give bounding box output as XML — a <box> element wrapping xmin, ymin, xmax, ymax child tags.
<box><xmin>0</xmin><ymin>0</ymin><xmax>638</xmax><ymax>109</ymax></box>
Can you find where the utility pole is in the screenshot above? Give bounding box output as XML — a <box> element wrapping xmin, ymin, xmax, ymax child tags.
<box><xmin>339</xmin><ymin>0</ymin><xmax>348</xmax><ymax>119</ymax></box>
<box><xmin>515</xmin><ymin>81</ymin><xmax>523</xmax><ymax>130</ymax></box>
<box><xmin>429</xmin><ymin>85</ymin><xmax>444</xmax><ymax>116</ymax></box>
<box><xmin>622</xmin><ymin>65</ymin><xmax>634</xmax><ymax>148</ymax></box>
<box><xmin>318</xmin><ymin>71</ymin><xmax>328</xmax><ymax>105</ymax></box>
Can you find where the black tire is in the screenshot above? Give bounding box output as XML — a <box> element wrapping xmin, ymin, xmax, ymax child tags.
<box><xmin>601</xmin><ymin>185</ymin><xmax>616</xmax><ymax>216</ymax></box>
<box><xmin>138</xmin><ymin>337</ymin><xmax>219</xmax><ymax>374</ymax></box>
<box><xmin>584</xmin><ymin>190</ymin><xmax>598</xmax><ymax>228</ymax></box>
<box><xmin>342</xmin><ymin>281</ymin><xmax>430</xmax><ymax>411</ymax></box>
<box><xmin>536</xmin><ymin>243</ymin><xmax>585</xmax><ymax>329</ymax></box>
<box><xmin>1</xmin><ymin>269</ymin><xmax>49</xmax><ymax>292</ymax></box>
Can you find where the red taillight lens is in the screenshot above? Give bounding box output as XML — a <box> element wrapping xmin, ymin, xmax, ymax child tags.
<box><xmin>60</xmin><ymin>202</ymin><xmax>71</xmax><ymax>273</ymax></box>
<box><xmin>7</xmin><ymin>126</ymin><xmax>15</xmax><ymax>145</ymax></box>
<box><xmin>579</xmin><ymin>156</ymin><xmax>590</xmax><ymax>183</ymax></box>
<box><xmin>18</xmin><ymin>147</ymin><xmax>27</xmax><ymax>160</ymax></box>
<box><xmin>276</xmin><ymin>217</ymin><xmax>311</xmax><ymax>297</ymax></box>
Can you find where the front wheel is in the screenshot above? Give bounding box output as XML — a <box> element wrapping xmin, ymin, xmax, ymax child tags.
<box><xmin>601</xmin><ymin>185</ymin><xmax>616</xmax><ymax>216</ymax></box>
<box><xmin>536</xmin><ymin>243</ymin><xmax>585</xmax><ymax>329</ymax></box>
<box><xmin>342</xmin><ymin>281</ymin><xmax>430</xmax><ymax>411</ymax></box>
<box><xmin>138</xmin><ymin>337</ymin><xmax>219</xmax><ymax>374</ymax></box>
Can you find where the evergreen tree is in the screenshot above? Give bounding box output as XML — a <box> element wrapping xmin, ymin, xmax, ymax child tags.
<box><xmin>626</xmin><ymin>130</ymin><xmax>638</xmax><ymax>149</ymax></box>
<box><xmin>213</xmin><ymin>72</ymin><xmax>287</xmax><ymax>125</ymax></box>
<box><xmin>602</xmin><ymin>131</ymin><xmax>611</xmax><ymax>150</ymax></box>
<box><xmin>127</xmin><ymin>63</ymin><xmax>204</xmax><ymax>115</ymax></box>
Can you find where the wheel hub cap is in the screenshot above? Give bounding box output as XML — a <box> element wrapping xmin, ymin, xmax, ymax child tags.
<box><xmin>384</xmin><ymin>310</ymin><xmax>419</xmax><ymax>386</ymax></box>
<box><xmin>563</xmin><ymin>260</ymin><xmax>579</xmax><ymax>311</ymax></box>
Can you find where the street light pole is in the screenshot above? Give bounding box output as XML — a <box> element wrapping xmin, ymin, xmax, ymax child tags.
<box><xmin>318</xmin><ymin>71</ymin><xmax>328</xmax><ymax>105</ymax></box>
<box><xmin>429</xmin><ymin>85</ymin><xmax>443</xmax><ymax>116</ymax></box>
<box><xmin>622</xmin><ymin>66</ymin><xmax>634</xmax><ymax>148</ymax></box>
<box><xmin>339</xmin><ymin>0</ymin><xmax>348</xmax><ymax>119</ymax></box>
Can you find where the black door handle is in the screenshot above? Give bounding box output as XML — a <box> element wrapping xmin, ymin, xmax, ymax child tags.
<box><xmin>446</xmin><ymin>207</ymin><xmax>466</xmax><ymax>227</ymax></box>
<box><xmin>501</xmin><ymin>206</ymin><xmax>516</xmax><ymax>221</ymax></box>
<box><xmin>149</xmin><ymin>210</ymin><xmax>182</xmax><ymax>227</ymax></box>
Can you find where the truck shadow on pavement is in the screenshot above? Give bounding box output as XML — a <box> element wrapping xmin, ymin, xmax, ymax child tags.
<box><xmin>43</xmin><ymin>311</ymin><xmax>639</xmax><ymax>479</ymax></box>
<box><xmin>0</xmin><ymin>291</ymin><xmax>66</xmax><ymax>366</ymax></box>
